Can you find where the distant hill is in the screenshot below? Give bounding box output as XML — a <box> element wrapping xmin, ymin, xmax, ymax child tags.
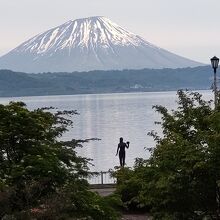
<box><xmin>0</xmin><ymin>16</ymin><xmax>203</xmax><ymax>73</ymax></box>
<box><xmin>0</xmin><ymin>66</ymin><xmax>213</xmax><ymax>97</ymax></box>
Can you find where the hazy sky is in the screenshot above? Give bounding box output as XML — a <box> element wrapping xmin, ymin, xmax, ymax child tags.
<box><xmin>1</xmin><ymin>0</ymin><xmax>220</xmax><ymax>64</ymax></box>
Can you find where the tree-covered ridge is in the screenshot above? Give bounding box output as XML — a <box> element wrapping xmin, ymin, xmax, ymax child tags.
<box><xmin>115</xmin><ymin>91</ymin><xmax>220</xmax><ymax>219</ymax></box>
<box><xmin>0</xmin><ymin>102</ymin><xmax>120</xmax><ymax>219</ymax></box>
<box><xmin>0</xmin><ymin>66</ymin><xmax>211</xmax><ymax>97</ymax></box>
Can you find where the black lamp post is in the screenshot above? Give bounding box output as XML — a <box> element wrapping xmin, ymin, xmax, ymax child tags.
<box><xmin>211</xmin><ymin>56</ymin><xmax>219</xmax><ymax>108</ymax></box>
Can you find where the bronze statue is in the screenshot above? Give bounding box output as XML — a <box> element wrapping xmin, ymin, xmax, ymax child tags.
<box><xmin>116</xmin><ymin>137</ymin><xmax>130</xmax><ymax>167</ymax></box>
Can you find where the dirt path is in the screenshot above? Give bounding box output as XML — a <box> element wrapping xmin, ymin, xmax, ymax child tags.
<box><xmin>90</xmin><ymin>184</ymin><xmax>152</xmax><ymax>219</ymax></box>
<box><xmin>90</xmin><ymin>184</ymin><xmax>116</xmax><ymax>196</ymax></box>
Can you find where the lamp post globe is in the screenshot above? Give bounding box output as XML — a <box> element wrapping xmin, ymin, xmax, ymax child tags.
<box><xmin>211</xmin><ymin>56</ymin><xmax>219</xmax><ymax>108</ymax></box>
<box><xmin>211</xmin><ymin>56</ymin><xmax>219</xmax><ymax>72</ymax></box>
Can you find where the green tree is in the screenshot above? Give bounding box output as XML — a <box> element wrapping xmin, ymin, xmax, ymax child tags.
<box><xmin>0</xmin><ymin>102</ymin><xmax>119</xmax><ymax>219</ymax></box>
<box><xmin>115</xmin><ymin>90</ymin><xmax>220</xmax><ymax>219</ymax></box>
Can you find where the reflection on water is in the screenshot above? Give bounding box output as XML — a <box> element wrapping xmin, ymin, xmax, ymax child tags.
<box><xmin>0</xmin><ymin>91</ymin><xmax>212</xmax><ymax>171</ymax></box>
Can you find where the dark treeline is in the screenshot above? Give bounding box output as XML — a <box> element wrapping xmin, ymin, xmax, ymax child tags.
<box><xmin>0</xmin><ymin>65</ymin><xmax>212</xmax><ymax>97</ymax></box>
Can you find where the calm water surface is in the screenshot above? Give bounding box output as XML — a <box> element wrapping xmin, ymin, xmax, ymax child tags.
<box><xmin>0</xmin><ymin>91</ymin><xmax>212</xmax><ymax>171</ymax></box>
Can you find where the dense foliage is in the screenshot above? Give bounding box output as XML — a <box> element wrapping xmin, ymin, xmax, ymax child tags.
<box><xmin>0</xmin><ymin>102</ymin><xmax>119</xmax><ymax>219</ymax></box>
<box><xmin>115</xmin><ymin>90</ymin><xmax>220</xmax><ymax>219</ymax></box>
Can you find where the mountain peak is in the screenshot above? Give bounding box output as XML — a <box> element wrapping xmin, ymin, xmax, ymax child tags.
<box><xmin>0</xmin><ymin>17</ymin><xmax>203</xmax><ymax>73</ymax></box>
<box><xmin>8</xmin><ymin>16</ymin><xmax>150</xmax><ymax>57</ymax></box>
<box><xmin>70</xmin><ymin>16</ymin><xmax>106</xmax><ymax>21</ymax></box>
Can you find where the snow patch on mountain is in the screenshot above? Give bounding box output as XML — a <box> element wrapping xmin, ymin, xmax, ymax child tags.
<box><xmin>16</xmin><ymin>17</ymin><xmax>157</xmax><ymax>54</ymax></box>
<box><xmin>0</xmin><ymin>16</ymin><xmax>203</xmax><ymax>73</ymax></box>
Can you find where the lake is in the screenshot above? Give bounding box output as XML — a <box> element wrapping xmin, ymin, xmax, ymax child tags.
<box><xmin>0</xmin><ymin>90</ymin><xmax>213</xmax><ymax>171</ymax></box>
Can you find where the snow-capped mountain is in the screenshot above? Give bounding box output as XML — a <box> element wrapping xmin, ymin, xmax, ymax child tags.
<box><xmin>0</xmin><ymin>16</ymin><xmax>203</xmax><ymax>73</ymax></box>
